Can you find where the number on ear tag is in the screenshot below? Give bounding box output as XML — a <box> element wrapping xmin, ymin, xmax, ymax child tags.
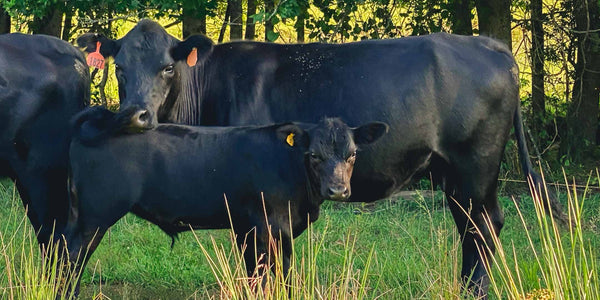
<box><xmin>86</xmin><ymin>41</ymin><xmax>105</xmax><ymax>69</ymax></box>
<box><xmin>286</xmin><ymin>133</ymin><xmax>295</xmax><ymax>147</ymax></box>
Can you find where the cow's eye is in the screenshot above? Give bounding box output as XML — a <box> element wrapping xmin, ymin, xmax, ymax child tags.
<box><xmin>114</xmin><ymin>65</ymin><xmax>122</xmax><ymax>72</ymax></box>
<box><xmin>163</xmin><ymin>65</ymin><xmax>174</xmax><ymax>74</ymax></box>
<box><xmin>309</xmin><ymin>152</ymin><xmax>322</xmax><ymax>161</ymax></box>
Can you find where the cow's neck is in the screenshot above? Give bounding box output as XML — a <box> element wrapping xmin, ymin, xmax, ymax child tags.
<box><xmin>165</xmin><ymin>64</ymin><xmax>203</xmax><ymax>126</ymax></box>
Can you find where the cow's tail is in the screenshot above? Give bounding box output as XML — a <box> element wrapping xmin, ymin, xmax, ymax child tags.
<box><xmin>71</xmin><ymin>106</ymin><xmax>148</xmax><ymax>145</ymax></box>
<box><xmin>513</xmin><ymin>108</ymin><xmax>569</xmax><ymax>225</ymax></box>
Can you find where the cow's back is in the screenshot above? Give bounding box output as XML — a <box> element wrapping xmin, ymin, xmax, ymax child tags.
<box><xmin>69</xmin><ymin>125</ymin><xmax>309</xmax><ymax>231</ymax></box>
<box><xmin>205</xmin><ymin>33</ymin><xmax>516</xmax><ymax>125</ymax></box>
<box><xmin>199</xmin><ymin>33</ymin><xmax>519</xmax><ymax>201</ymax></box>
<box><xmin>0</xmin><ymin>34</ymin><xmax>89</xmax><ymax>170</ymax></box>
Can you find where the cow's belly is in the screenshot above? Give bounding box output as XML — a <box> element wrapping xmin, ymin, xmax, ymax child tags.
<box><xmin>347</xmin><ymin>147</ymin><xmax>434</xmax><ymax>202</ymax></box>
<box><xmin>132</xmin><ymin>196</ymin><xmax>231</xmax><ymax>231</ymax></box>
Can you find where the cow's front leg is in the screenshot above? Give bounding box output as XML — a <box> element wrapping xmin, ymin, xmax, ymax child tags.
<box><xmin>279</xmin><ymin>233</ymin><xmax>292</xmax><ymax>278</ymax></box>
<box><xmin>236</xmin><ymin>227</ymin><xmax>270</xmax><ymax>278</ymax></box>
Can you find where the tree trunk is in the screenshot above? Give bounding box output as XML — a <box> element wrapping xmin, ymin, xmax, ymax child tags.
<box><xmin>31</xmin><ymin>6</ymin><xmax>62</xmax><ymax>37</ymax></box>
<box><xmin>229</xmin><ymin>0</ymin><xmax>242</xmax><ymax>40</ymax></box>
<box><xmin>530</xmin><ymin>0</ymin><xmax>545</xmax><ymax>131</ymax></box>
<box><xmin>295</xmin><ymin>14</ymin><xmax>305</xmax><ymax>42</ymax></box>
<box><xmin>183</xmin><ymin>3</ymin><xmax>207</xmax><ymax>38</ymax></box>
<box><xmin>61</xmin><ymin>8</ymin><xmax>73</xmax><ymax>41</ymax></box>
<box><xmin>98</xmin><ymin>15</ymin><xmax>112</xmax><ymax>107</ymax></box>
<box><xmin>245</xmin><ymin>0</ymin><xmax>256</xmax><ymax>40</ymax></box>
<box><xmin>265</xmin><ymin>0</ymin><xmax>275</xmax><ymax>41</ymax></box>
<box><xmin>99</xmin><ymin>64</ymin><xmax>109</xmax><ymax>107</ymax></box>
<box><xmin>450</xmin><ymin>0</ymin><xmax>473</xmax><ymax>35</ymax></box>
<box><xmin>561</xmin><ymin>0</ymin><xmax>600</xmax><ymax>160</ymax></box>
<box><xmin>474</xmin><ymin>0</ymin><xmax>512</xmax><ymax>49</ymax></box>
<box><xmin>218</xmin><ymin>2</ymin><xmax>232</xmax><ymax>43</ymax></box>
<box><xmin>0</xmin><ymin>5</ymin><xmax>10</xmax><ymax>34</ymax></box>
<box><xmin>295</xmin><ymin>0</ymin><xmax>309</xmax><ymax>42</ymax></box>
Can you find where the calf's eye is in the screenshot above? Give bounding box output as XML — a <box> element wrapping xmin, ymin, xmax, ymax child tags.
<box><xmin>347</xmin><ymin>151</ymin><xmax>357</xmax><ymax>162</ymax></box>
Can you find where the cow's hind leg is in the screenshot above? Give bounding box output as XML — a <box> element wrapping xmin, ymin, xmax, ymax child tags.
<box><xmin>12</xmin><ymin>167</ymin><xmax>63</xmax><ymax>246</ymax></box>
<box><xmin>444</xmin><ymin>161</ymin><xmax>504</xmax><ymax>299</ymax></box>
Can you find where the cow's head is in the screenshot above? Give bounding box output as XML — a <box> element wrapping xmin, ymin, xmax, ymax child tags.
<box><xmin>77</xmin><ymin>20</ymin><xmax>213</xmax><ymax>128</ymax></box>
<box><xmin>276</xmin><ymin>118</ymin><xmax>388</xmax><ymax>201</ymax></box>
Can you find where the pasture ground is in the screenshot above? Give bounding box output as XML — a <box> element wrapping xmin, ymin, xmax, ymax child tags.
<box><xmin>1</xmin><ymin>178</ymin><xmax>599</xmax><ymax>299</ymax></box>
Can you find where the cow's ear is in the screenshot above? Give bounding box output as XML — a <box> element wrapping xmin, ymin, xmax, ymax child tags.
<box><xmin>276</xmin><ymin>124</ymin><xmax>309</xmax><ymax>148</ymax></box>
<box><xmin>76</xmin><ymin>33</ymin><xmax>120</xmax><ymax>58</ymax></box>
<box><xmin>170</xmin><ymin>35</ymin><xmax>214</xmax><ymax>67</ymax></box>
<box><xmin>352</xmin><ymin>122</ymin><xmax>389</xmax><ymax>145</ymax></box>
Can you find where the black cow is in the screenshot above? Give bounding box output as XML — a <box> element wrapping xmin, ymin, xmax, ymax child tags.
<box><xmin>77</xmin><ymin>20</ymin><xmax>561</xmax><ymax>297</ymax></box>
<box><xmin>0</xmin><ymin>33</ymin><xmax>90</xmax><ymax>244</ymax></box>
<box><xmin>61</xmin><ymin>106</ymin><xmax>387</xmax><ymax>293</ymax></box>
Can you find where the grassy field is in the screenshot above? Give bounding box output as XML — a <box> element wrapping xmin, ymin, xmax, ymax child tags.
<box><xmin>1</xmin><ymin>176</ymin><xmax>599</xmax><ymax>299</ymax></box>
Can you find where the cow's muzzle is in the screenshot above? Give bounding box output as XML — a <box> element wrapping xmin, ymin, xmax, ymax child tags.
<box><xmin>326</xmin><ymin>185</ymin><xmax>350</xmax><ymax>201</ymax></box>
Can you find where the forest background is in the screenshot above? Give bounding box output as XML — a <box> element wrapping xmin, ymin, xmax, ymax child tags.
<box><xmin>0</xmin><ymin>0</ymin><xmax>599</xmax><ymax>177</ymax></box>
<box><xmin>0</xmin><ymin>1</ymin><xmax>599</xmax><ymax>298</ymax></box>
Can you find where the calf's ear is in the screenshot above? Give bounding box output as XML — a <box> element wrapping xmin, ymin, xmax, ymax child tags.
<box><xmin>76</xmin><ymin>33</ymin><xmax>120</xmax><ymax>58</ymax></box>
<box><xmin>352</xmin><ymin>122</ymin><xmax>389</xmax><ymax>145</ymax></box>
<box><xmin>276</xmin><ymin>124</ymin><xmax>309</xmax><ymax>148</ymax></box>
<box><xmin>170</xmin><ymin>35</ymin><xmax>214</xmax><ymax>67</ymax></box>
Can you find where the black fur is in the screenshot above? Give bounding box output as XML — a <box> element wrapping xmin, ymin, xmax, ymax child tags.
<box><xmin>71</xmin><ymin>106</ymin><xmax>147</xmax><ymax>145</ymax></box>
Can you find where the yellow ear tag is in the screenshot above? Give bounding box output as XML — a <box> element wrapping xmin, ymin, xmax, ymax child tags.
<box><xmin>286</xmin><ymin>133</ymin><xmax>295</xmax><ymax>147</ymax></box>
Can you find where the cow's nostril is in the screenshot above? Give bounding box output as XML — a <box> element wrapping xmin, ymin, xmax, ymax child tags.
<box><xmin>131</xmin><ymin>110</ymin><xmax>152</xmax><ymax>129</ymax></box>
<box><xmin>138</xmin><ymin>110</ymin><xmax>149</xmax><ymax>122</ymax></box>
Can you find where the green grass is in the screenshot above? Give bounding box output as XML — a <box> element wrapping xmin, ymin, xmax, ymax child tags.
<box><xmin>0</xmin><ymin>181</ymin><xmax>81</xmax><ymax>300</ymax></box>
<box><xmin>1</xmin><ymin>177</ymin><xmax>600</xmax><ymax>299</ymax></box>
<box><xmin>482</xmin><ymin>173</ymin><xmax>600</xmax><ymax>299</ymax></box>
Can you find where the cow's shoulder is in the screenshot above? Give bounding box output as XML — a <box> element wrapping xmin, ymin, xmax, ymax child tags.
<box><xmin>0</xmin><ymin>34</ymin><xmax>89</xmax><ymax>109</ymax></box>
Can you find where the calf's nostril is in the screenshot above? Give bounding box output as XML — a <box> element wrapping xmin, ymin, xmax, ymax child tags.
<box><xmin>130</xmin><ymin>110</ymin><xmax>152</xmax><ymax>129</ymax></box>
<box><xmin>328</xmin><ymin>186</ymin><xmax>347</xmax><ymax>197</ymax></box>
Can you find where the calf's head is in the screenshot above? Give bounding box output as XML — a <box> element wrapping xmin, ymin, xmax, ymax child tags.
<box><xmin>277</xmin><ymin>119</ymin><xmax>388</xmax><ymax>201</ymax></box>
<box><xmin>77</xmin><ymin>20</ymin><xmax>214</xmax><ymax>128</ymax></box>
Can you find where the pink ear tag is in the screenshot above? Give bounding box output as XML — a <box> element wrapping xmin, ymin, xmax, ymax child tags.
<box><xmin>86</xmin><ymin>41</ymin><xmax>105</xmax><ymax>69</ymax></box>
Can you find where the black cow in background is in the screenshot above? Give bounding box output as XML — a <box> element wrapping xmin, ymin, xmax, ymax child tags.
<box><xmin>0</xmin><ymin>33</ymin><xmax>90</xmax><ymax>245</ymax></box>
<box><xmin>77</xmin><ymin>19</ymin><xmax>564</xmax><ymax>297</ymax></box>
<box><xmin>61</xmin><ymin>106</ymin><xmax>387</xmax><ymax>294</ymax></box>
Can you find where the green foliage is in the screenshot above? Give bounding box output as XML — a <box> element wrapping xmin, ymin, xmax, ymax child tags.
<box><xmin>408</xmin><ymin>0</ymin><xmax>445</xmax><ymax>35</ymax></box>
<box><xmin>3</xmin><ymin>0</ymin><xmax>56</xmax><ymax>18</ymax></box>
<box><xmin>3</xmin><ymin>1</ymin><xmax>590</xmax><ymax>165</ymax></box>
